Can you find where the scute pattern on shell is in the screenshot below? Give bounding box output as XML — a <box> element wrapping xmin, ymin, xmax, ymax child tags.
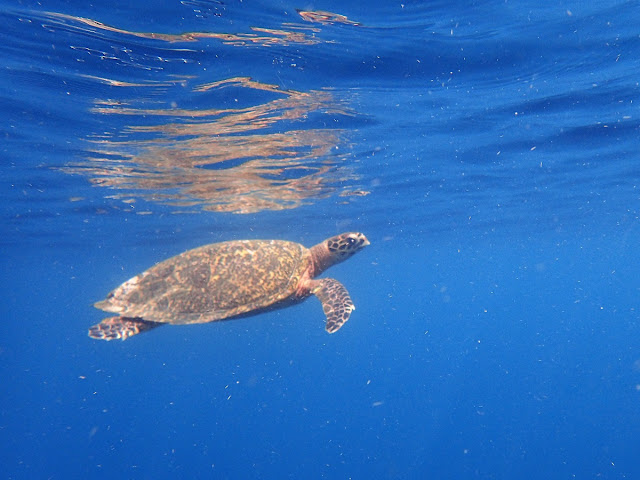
<box><xmin>96</xmin><ymin>240</ymin><xmax>311</xmax><ymax>324</ymax></box>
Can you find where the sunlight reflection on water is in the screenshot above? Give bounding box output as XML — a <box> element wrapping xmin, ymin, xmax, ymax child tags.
<box><xmin>45</xmin><ymin>12</ymin><xmax>368</xmax><ymax>214</ymax></box>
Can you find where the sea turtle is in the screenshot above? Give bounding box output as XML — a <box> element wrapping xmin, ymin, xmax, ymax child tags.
<box><xmin>88</xmin><ymin>232</ymin><xmax>369</xmax><ymax>341</ymax></box>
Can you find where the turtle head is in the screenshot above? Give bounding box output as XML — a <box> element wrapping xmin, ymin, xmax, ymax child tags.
<box><xmin>326</xmin><ymin>232</ymin><xmax>370</xmax><ymax>259</ymax></box>
<box><xmin>312</xmin><ymin>232</ymin><xmax>369</xmax><ymax>273</ymax></box>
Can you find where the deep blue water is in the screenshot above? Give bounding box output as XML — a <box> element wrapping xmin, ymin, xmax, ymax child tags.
<box><xmin>2</xmin><ymin>0</ymin><xmax>640</xmax><ymax>478</ymax></box>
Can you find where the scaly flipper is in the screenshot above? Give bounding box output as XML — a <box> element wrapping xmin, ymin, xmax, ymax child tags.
<box><xmin>88</xmin><ymin>317</ymin><xmax>162</xmax><ymax>341</ymax></box>
<box><xmin>308</xmin><ymin>278</ymin><xmax>355</xmax><ymax>333</ymax></box>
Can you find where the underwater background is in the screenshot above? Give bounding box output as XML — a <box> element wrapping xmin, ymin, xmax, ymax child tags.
<box><xmin>2</xmin><ymin>0</ymin><xmax>640</xmax><ymax>478</ymax></box>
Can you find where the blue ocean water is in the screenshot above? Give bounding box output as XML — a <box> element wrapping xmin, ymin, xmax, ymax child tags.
<box><xmin>2</xmin><ymin>0</ymin><xmax>640</xmax><ymax>478</ymax></box>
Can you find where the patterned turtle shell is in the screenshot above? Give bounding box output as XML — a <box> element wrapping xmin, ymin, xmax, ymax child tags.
<box><xmin>95</xmin><ymin>239</ymin><xmax>312</xmax><ymax>324</ymax></box>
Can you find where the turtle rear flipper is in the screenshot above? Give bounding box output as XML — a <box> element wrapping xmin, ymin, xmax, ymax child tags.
<box><xmin>88</xmin><ymin>317</ymin><xmax>162</xmax><ymax>341</ymax></box>
<box><xmin>309</xmin><ymin>278</ymin><xmax>355</xmax><ymax>333</ymax></box>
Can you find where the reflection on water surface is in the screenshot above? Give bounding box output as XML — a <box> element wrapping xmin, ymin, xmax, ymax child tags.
<box><xmin>47</xmin><ymin>12</ymin><xmax>366</xmax><ymax>214</ymax></box>
<box><xmin>43</xmin><ymin>11</ymin><xmax>324</xmax><ymax>46</ymax></box>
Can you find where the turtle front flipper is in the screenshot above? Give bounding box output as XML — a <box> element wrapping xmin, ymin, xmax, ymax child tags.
<box><xmin>308</xmin><ymin>278</ymin><xmax>355</xmax><ymax>333</ymax></box>
<box><xmin>88</xmin><ymin>317</ymin><xmax>162</xmax><ymax>341</ymax></box>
